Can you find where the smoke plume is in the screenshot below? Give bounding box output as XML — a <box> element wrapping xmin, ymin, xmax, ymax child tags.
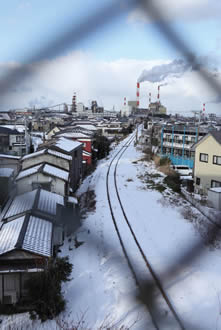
<box><xmin>137</xmin><ymin>56</ymin><xmax>217</xmax><ymax>83</ymax></box>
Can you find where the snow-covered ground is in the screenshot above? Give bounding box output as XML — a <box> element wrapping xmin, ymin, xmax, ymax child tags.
<box><xmin>2</xmin><ymin>132</ymin><xmax>221</xmax><ymax>329</ymax></box>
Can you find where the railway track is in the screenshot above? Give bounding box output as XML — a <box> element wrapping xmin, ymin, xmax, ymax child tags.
<box><xmin>106</xmin><ymin>132</ymin><xmax>185</xmax><ymax>330</ymax></box>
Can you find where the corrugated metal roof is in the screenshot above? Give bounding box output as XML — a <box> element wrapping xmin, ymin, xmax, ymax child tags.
<box><xmin>0</xmin><ymin>217</ymin><xmax>25</xmax><ymax>255</ymax></box>
<box><xmin>47</xmin><ymin>149</ymin><xmax>72</xmax><ymax>160</ymax></box>
<box><xmin>16</xmin><ymin>164</ymin><xmax>41</xmax><ymax>180</ymax></box>
<box><xmin>55</xmin><ymin>137</ymin><xmax>82</xmax><ymax>152</ymax></box>
<box><xmin>23</xmin><ymin>216</ymin><xmax>52</xmax><ymax>257</ymax></box>
<box><xmin>43</xmin><ymin>164</ymin><xmax>69</xmax><ymax>181</ymax></box>
<box><xmin>4</xmin><ymin>190</ymin><xmax>37</xmax><ymax>219</ymax></box>
<box><xmin>38</xmin><ymin>189</ymin><xmax>64</xmax><ymax>215</ymax></box>
<box><xmin>0</xmin><ymin>154</ymin><xmax>20</xmax><ymax>160</ymax></box>
<box><xmin>22</xmin><ymin>149</ymin><xmax>46</xmax><ymax>160</ymax></box>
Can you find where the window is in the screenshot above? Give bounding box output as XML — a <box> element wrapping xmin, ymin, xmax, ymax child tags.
<box><xmin>199</xmin><ymin>153</ymin><xmax>208</xmax><ymax>163</ymax></box>
<box><xmin>211</xmin><ymin>180</ymin><xmax>221</xmax><ymax>188</ymax></box>
<box><xmin>196</xmin><ymin>177</ymin><xmax>200</xmax><ymax>185</ymax></box>
<box><xmin>191</xmin><ymin>136</ymin><xmax>196</xmax><ymax>143</ymax></box>
<box><xmin>213</xmin><ymin>155</ymin><xmax>221</xmax><ymax>165</ymax></box>
<box><xmin>16</xmin><ymin>135</ymin><xmax>25</xmax><ymax>143</ymax></box>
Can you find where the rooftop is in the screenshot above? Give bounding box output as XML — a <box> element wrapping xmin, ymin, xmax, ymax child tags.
<box><xmin>0</xmin><ymin>215</ymin><xmax>52</xmax><ymax>257</ymax></box>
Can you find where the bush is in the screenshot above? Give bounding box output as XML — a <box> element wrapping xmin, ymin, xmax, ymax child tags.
<box><xmin>159</xmin><ymin>156</ymin><xmax>171</xmax><ymax>166</ymax></box>
<box><xmin>164</xmin><ymin>172</ymin><xmax>181</xmax><ymax>193</ymax></box>
<box><xmin>27</xmin><ymin>257</ymin><xmax>72</xmax><ymax>322</ymax></box>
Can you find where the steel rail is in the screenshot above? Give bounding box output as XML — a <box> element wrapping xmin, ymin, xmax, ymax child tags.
<box><xmin>106</xmin><ymin>130</ymin><xmax>185</xmax><ymax>330</ymax></box>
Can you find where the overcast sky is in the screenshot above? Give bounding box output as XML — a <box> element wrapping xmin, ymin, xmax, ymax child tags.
<box><xmin>1</xmin><ymin>0</ymin><xmax>221</xmax><ymax>114</ymax></box>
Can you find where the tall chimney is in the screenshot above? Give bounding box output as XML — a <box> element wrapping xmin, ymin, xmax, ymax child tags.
<box><xmin>157</xmin><ymin>86</ymin><xmax>160</xmax><ymax>103</ymax></box>
<box><xmin>203</xmin><ymin>103</ymin><xmax>205</xmax><ymax>116</ymax></box>
<box><xmin>149</xmin><ymin>92</ymin><xmax>151</xmax><ymax>106</ymax></box>
<box><xmin>72</xmin><ymin>92</ymin><xmax>76</xmax><ymax>112</ymax></box>
<box><xmin>136</xmin><ymin>82</ymin><xmax>140</xmax><ymax>108</ymax></box>
<box><xmin>124</xmin><ymin>97</ymin><xmax>126</xmax><ymax>106</ymax></box>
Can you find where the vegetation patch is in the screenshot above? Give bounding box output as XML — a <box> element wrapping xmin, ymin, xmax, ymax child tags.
<box><xmin>126</xmin><ymin>178</ymin><xmax>133</xmax><ymax>182</ymax></box>
<box><xmin>164</xmin><ymin>172</ymin><xmax>181</xmax><ymax>193</ymax></box>
<box><xmin>27</xmin><ymin>257</ymin><xmax>72</xmax><ymax>322</ymax></box>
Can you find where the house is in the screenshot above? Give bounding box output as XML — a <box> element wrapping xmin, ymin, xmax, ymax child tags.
<box><xmin>55</xmin><ymin>131</ymin><xmax>94</xmax><ymax>166</ymax></box>
<box><xmin>0</xmin><ymin>125</ymin><xmax>31</xmax><ymax>157</ymax></box>
<box><xmin>0</xmin><ymin>214</ymin><xmax>54</xmax><ymax>304</ymax></box>
<box><xmin>16</xmin><ymin>163</ymin><xmax>70</xmax><ymax>196</ymax></box>
<box><xmin>30</xmin><ymin>137</ymin><xmax>83</xmax><ymax>191</ymax></box>
<box><xmin>0</xmin><ymin>153</ymin><xmax>20</xmax><ymax>175</ymax></box>
<box><xmin>0</xmin><ymin>188</ymin><xmax>79</xmax><ymax>242</ymax></box>
<box><xmin>0</xmin><ymin>187</ymin><xmax>80</xmax><ymax>305</ymax></box>
<box><xmin>192</xmin><ymin>130</ymin><xmax>221</xmax><ymax>194</ymax></box>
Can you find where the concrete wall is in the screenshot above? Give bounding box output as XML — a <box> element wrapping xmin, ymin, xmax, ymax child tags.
<box><xmin>194</xmin><ymin>135</ymin><xmax>221</xmax><ymax>194</ymax></box>
<box><xmin>22</xmin><ymin>154</ymin><xmax>70</xmax><ymax>171</ymax></box>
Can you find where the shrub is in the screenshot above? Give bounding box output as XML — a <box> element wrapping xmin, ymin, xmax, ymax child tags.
<box><xmin>27</xmin><ymin>257</ymin><xmax>72</xmax><ymax>322</ymax></box>
<box><xmin>159</xmin><ymin>156</ymin><xmax>171</xmax><ymax>166</ymax></box>
<box><xmin>164</xmin><ymin>172</ymin><xmax>181</xmax><ymax>193</ymax></box>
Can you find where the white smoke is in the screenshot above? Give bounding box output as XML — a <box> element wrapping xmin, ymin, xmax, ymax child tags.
<box><xmin>138</xmin><ymin>59</ymin><xmax>189</xmax><ymax>83</ymax></box>
<box><xmin>137</xmin><ymin>56</ymin><xmax>216</xmax><ymax>84</ymax></box>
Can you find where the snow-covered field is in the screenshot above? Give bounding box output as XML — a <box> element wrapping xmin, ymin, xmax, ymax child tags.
<box><xmin>2</xmin><ymin>133</ymin><xmax>221</xmax><ymax>329</ymax></box>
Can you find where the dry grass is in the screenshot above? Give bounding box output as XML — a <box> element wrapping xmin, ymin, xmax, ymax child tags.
<box><xmin>153</xmin><ymin>155</ymin><xmax>174</xmax><ymax>176</ymax></box>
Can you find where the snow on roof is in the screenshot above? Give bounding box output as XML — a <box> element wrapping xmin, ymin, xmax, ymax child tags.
<box><xmin>0</xmin><ymin>168</ymin><xmax>14</xmax><ymax>177</ymax></box>
<box><xmin>4</xmin><ymin>190</ymin><xmax>37</xmax><ymax>220</ymax></box>
<box><xmin>68</xmin><ymin>196</ymin><xmax>78</xmax><ymax>204</ymax></box>
<box><xmin>38</xmin><ymin>189</ymin><xmax>64</xmax><ymax>215</ymax></box>
<box><xmin>47</xmin><ymin>149</ymin><xmax>72</xmax><ymax>160</ymax></box>
<box><xmin>22</xmin><ymin>149</ymin><xmax>46</xmax><ymax>160</ymax></box>
<box><xmin>58</xmin><ymin>132</ymin><xmax>90</xmax><ymax>139</ymax></box>
<box><xmin>16</xmin><ymin>164</ymin><xmax>41</xmax><ymax>181</ymax></box>
<box><xmin>75</xmin><ymin>124</ymin><xmax>97</xmax><ymax>131</ymax></box>
<box><xmin>22</xmin><ymin>216</ymin><xmax>52</xmax><ymax>257</ymax></box>
<box><xmin>0</xmin><ymin>154</ymin><xmax>20</xmax><ymax>160</ymax></box>
<box><xmin>54</xmin><ymin>137</ymin><xmax>82</xmax><ymax>152</ymax></box>
<box><xmin>43</xmin><ymin>164</ymin><xmax>69</xmax><ymax>181</ymax></box>
<box><xmin>0</xmin><ymin>125</ymin><xmax>25</xmax><ymax>133</ymax></box>
<box><xmin>0</xmin><ymin>216</ymin><xmax>24</xmax><ymax>255</ymax></box>
<box><xmin>209</xmin><ymin>187</ymin><xmax>221</xmax><ymax>193</ymax></box>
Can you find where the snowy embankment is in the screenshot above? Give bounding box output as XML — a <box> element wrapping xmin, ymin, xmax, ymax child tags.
<box><xmin>2</xmin><ymin>133</ymin><xmax>221</xmax><ymax>329</ymax></box>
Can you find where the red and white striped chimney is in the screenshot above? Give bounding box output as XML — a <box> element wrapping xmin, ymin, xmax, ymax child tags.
<box><xmin>124</xmin><ymin>97</ymin><xmax>126</xmax><ymax>106</ymax></box>
<box><xmin>136</xmin><ymin>82</ymin><xmax>140</xmax><ymax>108</ymax></box>
<box><xmin>157</xmin><ymin>86</ymin><xmax>160</xmax><ymax>103</ymax></box>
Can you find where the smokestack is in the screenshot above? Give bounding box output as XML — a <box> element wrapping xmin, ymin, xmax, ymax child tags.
<box><xmin>124</xmin><ymin>97</ymin><xmax>126</xmax><ymax>106</ymax></box>
<box><xmin>72</xmin><ymin>92</ymin><xmax>76</xmax><ymax>112</ymax></box>
<box><xmin>157</xmin><ymin>85</ymin><xmax>160</xmax><ymax>103</ymax></box>
<box><xmin>136</xmin><ymin>82</ymin><xmax>140</xmax><ymax>108</ymax></box>
<box><xmin>149</xmin><ymin>92</ymin><xmax>151</xmax><ymax>105</ymax></box>
<box><xmin>203</xmin><ymin>103</ymin><xmax>205</xmax><ymax>116</ymax></box>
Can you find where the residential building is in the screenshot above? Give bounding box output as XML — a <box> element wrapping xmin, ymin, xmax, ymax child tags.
<box><xmin>160</xmin><ymin>124</ymin><xmax>208</xmax><ymax>168</ymax></box>
<box><xmin>0</xmin><ymin>126</ymin><xmax>31</xmax><ymax>157</ymax></box>
<box><xmin>192</xmin><ymin>131</ymin><xmax>221</xmax><ymax>194</ymax></box>
<box><xmin>16</xmin><ymin>163</ymin><xmax>70</xmax><ymax>196</ymax></box>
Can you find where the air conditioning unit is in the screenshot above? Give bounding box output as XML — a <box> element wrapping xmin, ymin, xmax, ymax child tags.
<box><xmin>4</xmin><ymin>292</ymin><xmax>17</xmax><ymax>304</ymax></box>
